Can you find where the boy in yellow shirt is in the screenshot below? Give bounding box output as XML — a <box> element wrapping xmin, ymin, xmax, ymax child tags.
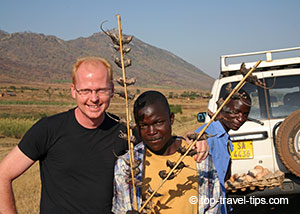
<box><xmin>112</xmin><ymin>90</ymin><xmax>221</xmax><ymax>214</ymax></box>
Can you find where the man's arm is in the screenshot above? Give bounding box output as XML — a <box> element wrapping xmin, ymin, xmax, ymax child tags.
<box><xmin>0</xmin><ymin>146</ymin><xmax>35</xmax><ymax>214</ymax></box>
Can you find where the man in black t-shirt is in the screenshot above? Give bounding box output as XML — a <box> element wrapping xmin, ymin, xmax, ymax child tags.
<box><xmin>0</xmin><ymin>57</ymin><xmax>127</xmax><ymax>213</ymax></box>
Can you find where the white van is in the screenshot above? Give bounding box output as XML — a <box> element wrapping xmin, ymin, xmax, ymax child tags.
<box><xmin>199</xmin><ymin>47</ymin><xmax>300</xmax><ymax>196</ymax></box>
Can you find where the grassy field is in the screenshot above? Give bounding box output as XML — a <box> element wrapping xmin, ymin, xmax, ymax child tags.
<box><xmin>0</xmin><ymin>82</ymin><xmax>209</xmax><ymax>213</ymax></box>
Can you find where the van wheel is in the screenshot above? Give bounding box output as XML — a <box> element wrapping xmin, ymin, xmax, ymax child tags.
<box><xmin>276</xmin><ymin>109</ymin><xmax>300</xmax><ymax>177</ymax></box>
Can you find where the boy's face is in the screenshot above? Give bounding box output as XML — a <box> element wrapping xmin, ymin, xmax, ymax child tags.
<box><xmin>136</xmin><ymin>102</ymin><xmax>174</xmax><ymax>152</ymax></box>
<box><xmin>219</xmin><ymin>99</ymin><xmax>250</xmax><ymax>132</ymax></box>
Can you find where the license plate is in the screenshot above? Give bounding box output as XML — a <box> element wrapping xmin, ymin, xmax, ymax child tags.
<box><xmin>230</xmin><ymin>141</ymin><xmax>253</xmax><ymax>159</ymax></box>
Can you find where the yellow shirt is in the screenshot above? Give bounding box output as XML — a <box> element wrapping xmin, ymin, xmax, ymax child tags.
<box><xmin>142</xmin><ymin>140</ymin><xmax>198</xmax><ymax>214</ymax></box>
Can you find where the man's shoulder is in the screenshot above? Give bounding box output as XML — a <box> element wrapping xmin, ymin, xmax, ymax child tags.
<box><xmin>102</xmin><ymin>112</ymin><xmax>124</xmax><ymax>130</ymax></box>
<box><xmin>196</xmin><ymin>121</ymin><xmax>225</xmax><ymax>135</ymax></box>
<box><xmin>106</xmin><ymin>112</ymin><xmax>120</xmax><ymax>121</ymax></box>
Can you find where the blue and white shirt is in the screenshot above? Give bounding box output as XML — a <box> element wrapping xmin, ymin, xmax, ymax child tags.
<box><xmin>196</xmin><ymin>121</ymin><xmax>233</xmax><ymax>214</ymax></box>
<box><xmin>112</xmin><ymin>139</ymin><xmax>222</xmax><ymax>214</ymax></box>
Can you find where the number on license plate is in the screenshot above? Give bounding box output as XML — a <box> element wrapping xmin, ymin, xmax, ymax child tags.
<box><xmin>230</xmin><ymin>141</ymin><xmax>253</xmax><ymax>159</ymax></box>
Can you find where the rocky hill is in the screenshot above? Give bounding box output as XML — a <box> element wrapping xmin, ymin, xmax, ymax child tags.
<box><xmin>0</xmin><ymin>30</ymin><xmax>214</xmax><ymax>90</ymax></box>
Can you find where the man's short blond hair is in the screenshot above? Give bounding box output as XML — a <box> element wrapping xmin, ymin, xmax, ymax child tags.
<box><xmin>72</xmin><ymin>56</ymin><xmax>113</xmax><ymax>85</ymax></box>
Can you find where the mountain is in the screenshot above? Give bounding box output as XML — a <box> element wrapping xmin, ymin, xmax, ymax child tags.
<box><xmin>0</xmin><ymin>30</ymin><xmax>214</xmax><ymax>90</ymax></box>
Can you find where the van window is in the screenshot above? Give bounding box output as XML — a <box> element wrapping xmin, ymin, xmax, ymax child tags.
<box><xmin>219</xmin><ymin>74</ymin><xmax>300</xmax><ymax>120</ymax></box>
<box><xmin>266</xmin><ymin>75</ymin><xmax>300</xmax><ymax>118</ymax></box>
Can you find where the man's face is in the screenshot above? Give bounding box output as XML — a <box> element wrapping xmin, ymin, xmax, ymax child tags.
<box><xmin>137</xmin><ymin>103</ymin><xmax>174</xmax><ymax>152</ymax></box>
<box><xmin>71</xmin><ymin>61</ymin><xmax>113</xmax><ymax>126</ymax></box>
<box><xmin>219</xmin><ymin>99</ymin><xmax>250</xmax><ymax>132</ymax></box>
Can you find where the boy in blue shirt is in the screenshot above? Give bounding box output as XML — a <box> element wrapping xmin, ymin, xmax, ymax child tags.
<box><xmin>196</xmin><ymin>89</ymin><xmax>251</xmax><ymax>214</ymax></box>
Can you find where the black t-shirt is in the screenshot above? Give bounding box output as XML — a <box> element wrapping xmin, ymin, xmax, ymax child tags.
<box><xmin>18</xmin><ymin>108</ymin><xmax>128</xmax><ymax>214</ymax></box>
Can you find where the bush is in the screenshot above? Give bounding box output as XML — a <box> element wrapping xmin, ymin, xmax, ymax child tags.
<box><xmin>170</xmin><ymin>104</ymin><xmax>182</xmax><ymax>114</ymax></box>
<box><xmin>9</xmin><ymin>85</ymin><xmax>17</xmax><ymax>91</ymax></box>
<box><xmin>0</xmin><ymin>118</ymin><xmax>36</xmax><ymax>139</ymax></box>
<box><xmin>180</xmin><ymin>91</ymin><xmax>198</xmax><ymax>99</ymax></box>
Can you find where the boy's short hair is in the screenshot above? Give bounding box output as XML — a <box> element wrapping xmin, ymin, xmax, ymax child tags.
<box><xmin>133</xmin><ymin>90</ymin><xmax>170</xmax><ymax>123</ymax></box>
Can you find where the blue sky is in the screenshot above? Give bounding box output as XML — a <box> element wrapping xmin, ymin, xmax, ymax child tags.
<box><xmin>1</xmin><ymin>0</ymin><xmax>300</xmax><ymax>78</ymax></box>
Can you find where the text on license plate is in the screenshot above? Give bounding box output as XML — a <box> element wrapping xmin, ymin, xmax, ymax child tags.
<box><xmin>230</xmin><ymin>141</ymin><xmax>253</xmax><ymax>159</ymax></box>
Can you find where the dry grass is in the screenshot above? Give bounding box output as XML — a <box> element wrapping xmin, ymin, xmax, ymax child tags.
<box><xmin>0</xmin><ymin>138</ymin><xmax>41</xmax><ymax>214</ymax></box>
<box><xmin>13</xmin><ymin>163</ymin><xmax>41</xmax><ymax>214</ymax></box>
<box><xmin>0</xmin><ymin>118</ymin><xmax>36</xmax><ymax>139</ymax></box>
<box><xmin>0</xmin><ymin>83</ymin><xmax>209</xmax><ymax>213</ymax></box>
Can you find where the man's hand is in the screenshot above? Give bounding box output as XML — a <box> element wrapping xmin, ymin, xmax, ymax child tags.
<box><xmin>193</xmin><ymin>139</ymin><xmax>209</xmax><ymax>162</ymax></box>
<box><xmin>185</xmin><ymin>131</ymin><xmax>209</xmax><ymax>163</ymax></box>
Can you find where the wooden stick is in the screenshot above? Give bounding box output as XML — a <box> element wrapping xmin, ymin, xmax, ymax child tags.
<box><xmin>116</xmin><ymin>14</ymin><xmax>138</xmax><ymax>210</ymax></box>
<box><xmin>139</xmin><ymin>60</ymin><xmax>262</xmax><ymax>212</ymax></box>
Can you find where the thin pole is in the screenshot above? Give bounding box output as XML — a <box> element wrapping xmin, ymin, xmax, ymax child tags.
<box><xmin>139</xmin><ymin>60</ymin><xmax>262</xmax><ymax>212</ymax></box>
<box><xmin>116</xmin><ymin>14</ymin><xmax>138</xmax><ymax>210</ymax></box>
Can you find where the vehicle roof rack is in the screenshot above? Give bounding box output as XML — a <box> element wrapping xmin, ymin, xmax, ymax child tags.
<box><xmin>220</xmin><ymin>47</ymin><xmax>300</xmax><ymax>77</ymax></box>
